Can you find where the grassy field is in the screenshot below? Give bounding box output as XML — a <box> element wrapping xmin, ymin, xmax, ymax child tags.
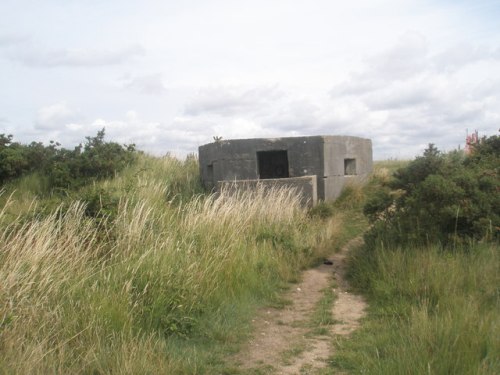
<box><xmin>0</xmin><ymin>155</ymin><xmax>498</xmax><ymax>374</ymax></box>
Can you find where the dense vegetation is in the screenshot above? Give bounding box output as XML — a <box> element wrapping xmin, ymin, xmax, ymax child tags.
<box><xmin>0</xmin><ymin>129</ymin><xmax>136</xmax><ymax>191</ymax></box>
<box><xmin>0</xmin><ymin>132</ymin><xmax>498</xmax><ymax>374</ymax></box>
<box><xmin>0</xmin><ymin>134</ymin><xmax>345</xmax><ymax>373</ymax></box>
<box><xmin>364</xmin><ymin>136</ymin><xmax>499</xmax><ymax>248</ymax></box>
<box><xmin>332</xmin><ymin>136</ymin><xmax>499</xmax><ymax>374</ymax></box>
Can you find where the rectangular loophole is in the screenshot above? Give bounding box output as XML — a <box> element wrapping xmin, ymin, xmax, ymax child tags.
<box><xmin>344</xmin><ymin>158</ymin><xmax>356</xmax><ymax>175</ymax></box>
<box><xmin>257</xmin><ymin>150</ymin><xmax>289</xmax><ymax>179</ymax></box>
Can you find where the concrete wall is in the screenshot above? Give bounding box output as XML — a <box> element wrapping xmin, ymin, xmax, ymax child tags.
<box><xmin>198</xmin><ymin>135</ymin><xmax>373</xmax><ymax>204</ymax></box>
<box><xmin>199</xmin><ymin>136</ymin><xmax>324</xmax><ymax>190</ymax></box>
<box><xmin>322</xmin><ymin>136</ymin><xmax>373</xmax><ymax>200</ymax></box>
<box><xmin>217</xmin><ymin>176</ymin><xmax>317</xmax><ymax>208</ymax></box>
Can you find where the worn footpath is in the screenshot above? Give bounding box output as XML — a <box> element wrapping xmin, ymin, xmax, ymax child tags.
<box><xmin>232</xmin><ymin>237</ymin><xmax>367</xmax><ymax>374</ymax></box>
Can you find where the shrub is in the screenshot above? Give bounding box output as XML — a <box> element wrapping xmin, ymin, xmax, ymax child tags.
<box><xmin>0</xmin><ymin>134</ymin><xmax>29</xmax><ymax>183</ymax></box>
<box><xmin>364</xmin><ymin>137</ymin><xmax>499</xmax><ymax>249</ymax></box>
<box><xmin>0</xmin><ymin>129</ymin><xmax>137</xmax><ymax>193</ymax></box>
<box><xmin>45</xmin><ymin>129</ymin><xmax>136</xmax><ymax>191</ymax></box>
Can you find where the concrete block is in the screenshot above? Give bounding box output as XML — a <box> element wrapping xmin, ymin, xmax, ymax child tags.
<box><xmin>217</xmin><ymin>176</ymin><xmax>318</xmax><ymax>208</ymax></box>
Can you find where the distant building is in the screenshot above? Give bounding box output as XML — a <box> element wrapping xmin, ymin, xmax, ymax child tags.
<box><xmin>198</xmin><ymin>135</ymin><xmax>373</xmax><ymax>206</ymax></box>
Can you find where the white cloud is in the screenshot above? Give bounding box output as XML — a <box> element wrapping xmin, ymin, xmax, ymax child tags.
<box><xmin>365</xmin><ymin>31</ymin><xmax>429</xmax><ymax>81</ymax></box>
<box><xmin>266</xmin><ymin>99</ymin><xmax>321</xmax><ymax>132</ymax></box>
<box><xmin>121</xmin><ymin>73</ymin><xmax>167</xmax><ymax>95</ymax></box>
<box><xmin>362</xmin><ymin>78</ymin><xmax>435</xmax><ymax>110</ymax></box>
<box><xmin>0</xmin><ymin>33</ymin><xmax>29</xmax><ymax>47</ymax></box>
<box><xmin>29</xmin><ymin>111</ymin><xmax>203</xmax><ymax>157</ymax></box>
<box><xmin>6</xmin><ymin>44</ymin><xmax>145</xmax><ymax>67</ymax></box>
<box><xmin>181</xmin><ymin>85</ymin><xmax>330</xmax><ymax>141</ymax></box>
<box><xmin>2</xmin><ymin>1</ymin><xmax>500</xmax><ymax>161</ymax></box>
<box><xmin>35</xmin><ymin>102</ymin><xmax>78</xmax><ymax>130</ymax></box>
<box><xmin>324</xmin><ymin>31</ymin><xmax>500</xmax><ymax>158</ymax></box>
<box><xmin>65</xmin><ymin>123</ymin><xmax>83</xmax><ymax>131</ymax></box>
<box><xmin>184</xmin><ymin>85</ymin><xmax>285</xmax><ymax>117</ymax></box>
<box><xmin>432</xmin><ymin>43</ymin><xmax>500</xmax><ymax>73</ymax></box>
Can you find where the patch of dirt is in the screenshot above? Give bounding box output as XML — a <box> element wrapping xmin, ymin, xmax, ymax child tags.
<box><xmin>232</xmin><ymin>237</ymin><xmax>367</xmax><ymax>374</ymax></box>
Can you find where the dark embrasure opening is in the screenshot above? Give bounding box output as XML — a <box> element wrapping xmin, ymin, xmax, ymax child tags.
<box><xmin>257</xmin><ymin>150</ymin><xmax>289</xmax><ymax>179</ymax></box>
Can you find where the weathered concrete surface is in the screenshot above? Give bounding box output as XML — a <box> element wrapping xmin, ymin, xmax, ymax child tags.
<box><xmin>217</xmin><ymin>175</ymin><xmax>318</xmax><ymax>208</ymax></box>
<box><xmin>199</xmin><ymin>135</ymin><xmax>372</xmax><ymax>203</ymax></box>
<box><xmin>199</xmin><ymin>137</ymin><xmax>323</xmax><ymax>188</ymax></box>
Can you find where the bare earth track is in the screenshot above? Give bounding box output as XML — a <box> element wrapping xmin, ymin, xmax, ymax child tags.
<box><xmin>232</xmin><ymin>237</ymin><xmax>367</xmax><ymax>374</ymax></box>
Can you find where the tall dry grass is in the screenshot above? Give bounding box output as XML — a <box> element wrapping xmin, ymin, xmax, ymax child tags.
<box><xmin>0</xmin><ymin>154</ymin><xmax>341</xmax><ymax>373</ymax></box>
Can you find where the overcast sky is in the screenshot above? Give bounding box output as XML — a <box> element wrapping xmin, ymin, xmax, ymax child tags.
<box><xmin>1</xmin><ymin>0</ymin><xmax>499</xmax><ymax>159</ymax></box>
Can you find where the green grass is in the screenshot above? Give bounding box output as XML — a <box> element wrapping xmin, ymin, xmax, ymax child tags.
<box><xmin>2</xmin><ymin>155</ymin><xmax>497</xmax><ymax>374</ymax></box>
<box><xmin>310</xmin><ymin>285</ymin><xmax>337</xmax><ymax>335</ymax></box>
<box><xmin>325</xmin><ymin>160</ymin><xmax>499</xmax><ymax>374</ymax></box>
<box><xmin>331</xmin><ymin>243</ymin><xmax>500</xmax><ymax>374</ymax></box>
<box><xmin>0</xmin><ymin>154</ymin><xmax>342</xmax><ymax>374</ymax></box>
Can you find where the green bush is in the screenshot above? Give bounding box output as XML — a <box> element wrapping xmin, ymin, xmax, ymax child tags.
<box><xmin>364</xmin><ymin>137</ymin><xmax>499</xmax><ymax>248</ymax></box>
<box><xmin>0</xmin><ymin>129</ymin><xmax>137</xmax><ymax>193</ymax></box>
<box><xmin>0</xmin><ymin>134</ymin><xmax>29</xmax><ymax>183</ymax></box>
<box><xmin>0</xmin><ymin>135</ymin><xmax>62</xmax><ymax>185</ymax></box>
<box><xmin>45</xmin><ymin>129</ymin><xmax>136</xmax><ymax>191</ymax></box>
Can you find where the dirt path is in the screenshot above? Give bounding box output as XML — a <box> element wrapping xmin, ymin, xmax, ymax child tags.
<box><xmin>232</xmin><ymin>237</ymin><xmax>367</xmax><ymax>374</ymax></box>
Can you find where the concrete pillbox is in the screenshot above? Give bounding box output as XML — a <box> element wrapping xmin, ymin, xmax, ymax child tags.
<box><xmin>199</xmin><ymin>135</ymin><xmax>372</xmax><ymax>206</ymax></box>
